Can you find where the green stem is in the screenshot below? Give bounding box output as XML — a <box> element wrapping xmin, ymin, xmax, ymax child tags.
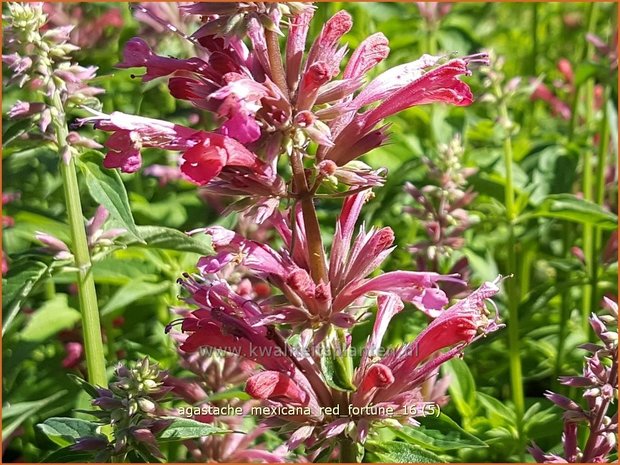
<box><xmin>45</xmin><ymin>279</ymin><xmax>56</xmax><ymax>300</ymax></box>
<box><xmin>578</xmin><ymin>3</ymin><xmax>599</xmax><ymax>336</ymax></box>
<box><xmin>555</xmin><ymin>224</ymin><xmax>574</xmax><ymax>391</ymax></box>
<box><xmin>339</xmin><ymin>435</ymin><xmax>358</xmax><ymax>463</ymax></box>
<box><xmin>50</xmin><ymin>81</ymin><xmax>107</xmax><ymax>388</ymax></box>
<box><xmin>590</xmin><ymin>85</ymin><xmax>610</xmax><ymax>328</ymax></box>
<box><xmin>495</xmin><ymin>83</ymin><xmax>525</xmax><ymax>459</ymax></box>
<box><xmin>530</xmin><ymin>4</ymin><xmax>538</xmax><ymax>77</ymax></box>
<box><xmin>568</xmin><ymin>3</ymin><xmax>597</xmax><ymax>140</ymax></box>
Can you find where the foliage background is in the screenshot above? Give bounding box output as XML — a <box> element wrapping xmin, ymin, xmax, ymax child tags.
<box><xmin>2</xmin><ymin>2</ymin><xmax>618</xmax><ymax>462</ymax></box>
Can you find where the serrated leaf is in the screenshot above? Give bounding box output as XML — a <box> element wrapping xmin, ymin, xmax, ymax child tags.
<box><xmin>390</xmin><ymin>414</ymin><xmax>487</xmax><ymax>451</ymax></box>
<box><xmin>37</xmin><ymin>417</ymin><xmax>99</xmax><ymax>447</ymax></box>
<box><xmin>2</xmin><ymin>259</ymin><xmax>50</xmax><ymax>336</ymax></box>
<box><xmin>20</xmin><ymin>294</ymin><xmax>81</xmax><ymax>341</ymax></box>
<box><xmin>157</xmin><ymin>417</ymin><xmax>228</xmax><ymax>442</ymax></box>
<box><xmin>127</xmin><ymin>225</ymin><xmax>214</xmax><ymax>255</ymax></box>
<box><xmin>526</xmin><ymin>194</ymin><xmax>617</xmax><ymax>229</ymax></box>
<box><xmin>79</xmin><ymin>158</ymin><xmax>143</xmax><ymax>242</ymax></box>
<box><xmin>477</xmin><ymin>392</ymin><xmax>517</xmax><ymax>426</ymax></box>
<box><xmin>365</xmin><ymin>440</ymin><xmax>446</xmax><ymax>463</ymax></box>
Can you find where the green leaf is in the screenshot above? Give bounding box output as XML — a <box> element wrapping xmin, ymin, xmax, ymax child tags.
<box><xmin>390</xmin><ymin>414</ymin><xmax>487</xmax><ymax>451</ymax></box>
<box><xmin>573</xmin><ymin>62</ymin><xmax>603</xmax><ymax>87</ymax></box>
<box><xmin>42</xmin><ymin>445</ymin><xmax>95</xmax><ymax>463</ymax></box>
<box><xmin>101</xmin><ymin>280</ymin><xmax>170</xmax><ymax>316</ymax></box>
<box><xmin>526</xmin><ymin>194</ymin><xmax>617</xmax><ymax>229</ymax></box>
<box><xmin>3</xmin><ymin>391</ymin><xmax>67</xmax><ymax>438</ymax></box>
<box><xmin>320</xmin><ymin>349</ymin><xmax>356</xmax><ymax>392</ymax></box>
<box><xmin>37</xmin><ymin>417</ymin><xmax>100</xmax><ymax>447</ymax></box>
<box><xmin>79</xmin><ymin>159</ymin><xmax>143</xmax><ymax>242</ymax></box>
<box><xmin>365</xmin><ymin>440</ymin><xmax>446</xmax><ymax>463</ymax></box>
<box><xmin>2</xmin><ymin>259</ymin><xmax>50</xmax><ymax>336</ymax></box>
<box><xmin>67</xmin><ymin>374</ymin><xmax>102</xmax><ymax>398</ymax></box>
<box><xmin>20</xmin><ymin>294</ymin><xmax>81</xmax><ymax>341</ymax></box>
<box><xmin>442</xmin><ymin>358</ymin><xmax>476</xmax><ymax>419</ymax></box>
<box><xmin>477</xmin><ymin>392</ymin><xmax>517</xmax><ymax>426</ymax></box>
<box><xmin>207</xmin><ymin>389</ymin><xmax>252</xmax><ymax>402</ymax></box>
<box><xmin>127</xmin><ymin>225</ymin><xmax>214</xmax><ymax>255</ymax></box>
<box><xmin>157</xmin><ymin>417</ymin><xmax>228</xmax><ymax>442</ymax></box>
<box><xmin>3</xmin><ymin>119</ymin><xmax>34</xmax><ymax>147</ymax></box>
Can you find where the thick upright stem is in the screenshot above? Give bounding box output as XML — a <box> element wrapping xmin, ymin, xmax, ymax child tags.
<box><xmin>50</xmin><ymin>81</ymin><xmax>107</xmax><ymax>388</ymax></box>
<box><xmin>590</xmin><ymin>85</ymin><xmax>610</xmax><ymax>330</ymax></box>
<box><xmin>577</xmin><ymin>3</ymin><xmax>599</xmax><ymax>336</ymax></box>
<box><xmin>495</xmin><ymin>83</ymin><xmax>525</xmax><ymax>459</ymax></box>
<box><xmin>265</xmin><ymin>29</ymin><xmax>289</xmax><ymax>97</ymax></box>
<box><xmin>291</xmin><ymin>149</ymin><xmax>328</xmax><ymax>283</ymax></box>
<box><xmin>339</xmin><ymin>435</ymin><xmax>358</xmax><ymax>463</ymax></box>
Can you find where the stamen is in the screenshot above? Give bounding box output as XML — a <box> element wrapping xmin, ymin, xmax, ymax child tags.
<box><xmin>464</xmin><ymin>52</ymin><xmax>490</xmax><ymax>66</ymax></box>
<box><xmin>129</xmin><ymin>4</ymin><xmax>201</xmax><ymax>47</ymax></box>
<box><xmin>164</xmin><ymin>318</ymin><xmax>185</xmax><ymax>333</ymax></box>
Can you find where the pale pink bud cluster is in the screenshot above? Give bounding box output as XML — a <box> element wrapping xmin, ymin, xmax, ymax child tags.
<box><xmin>2</xmin><ymin>2</ymin><xmax>103</xmax><ymax>145</ymax></box>
<box><xmin>35</xmin><ymin>206</ymin><xmax>125</xmax><ymax>261</ymax></box>
<box><xmin>404</xmin><ymin>134</ymin><xmax>477</xmax><ymax>292</ymax></box>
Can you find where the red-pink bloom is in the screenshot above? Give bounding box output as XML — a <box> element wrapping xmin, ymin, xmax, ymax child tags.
<box><xmin>192</xmin><ymin>191</ymin><xmax>458</xmax><ymax>329</ymax></box>
<box><xmin>179</xmin><ymin>133</ymin><xmax>259</xmax><ymax>185</ymax></box>
<box><xmin>530</xmin><ymin>81</ymin><xmax>571</xmax><ymax>120</ymax></box>
<box><xmin>246</xmin><ymin>371</ymin><xmax>307</xmax><ymax>405</ymax></box>
<box><xmin>79</xmin><ymin>111</ymin><xmax>202</xmax><ymax>173</ymax></box>
<box><xmin>62</xmin><ymin>341</ymin><xmax>84</xmax><ymax>369</ymax></box>
<box><xmin>351</xmin><ymin>279</ymin><xmax>503</xmax><ymax>417</ymax></box>
<box><xmin>113</xmin><ymin>7</ymin><xmax>483</xmax><ymax>185</ymax></box>
<box><xmin>79</xmin><ymin>110</ymin><xmax>267</xmax><ymax>187</ymax></box>
<box><xmin>117</xmin><ymin>37</ymin><xmax>209</xmax><ymax>82</ymax></box>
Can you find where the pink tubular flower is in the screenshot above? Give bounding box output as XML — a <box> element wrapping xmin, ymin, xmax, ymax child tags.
<box><xmin>353</xmin><ymin>279</ymin><xmax>503</xmax><ymax>414</ymax></box>
<box><xmin>109</xmin><ymin>6</ymin><xmax>483</xmax><ymax>188</ymax></box>
<box><xmin>78</xmin><ymin>110</ymin><xmax>267</xmax><ymax>187</ymax></box>
<box><xmin>117</xmin><ymin>37</ymin><xmax>209</xmax><ymax>81</ymax></box>
<box><xmin>179</xmin><ymin>132</ymin><xmax>260</xmax><ymax>185</ymax></box>
<box><xmin>189</xmin><ymin>190</ymin><xmax>459</xmax><ymax>330</ymax></box>
<box><xmin>78</xmin><ymin>111</ymin><xmax>203</xmax><ymax>173</ymax></box>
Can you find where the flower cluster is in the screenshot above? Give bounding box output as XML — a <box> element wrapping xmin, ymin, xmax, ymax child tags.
<box><xmin>82</xmin><ymin>2</ymin><xmax>501</xmax><ymax>459</ymax></box>
<box><xmin>530</xmin><ymin>297</ymin><xmax>618</xmax><ymax>463</ymax></box>
<box><xmin>35</xmin><ymin>206</ymin><xmax>125</xmax><ymax>262</ymax></box>
<box><xmin>73</xmin><ymin>358</ymin><xmax>173</xmax><ymax>462</ymax></box>
<box><xmin>79</xmin><ymin>3</ymin><xmax>487</xmax><ymax>222</ymax></box>
<box><xmin>3</xmin><ymin>2</ymin><xmax>103</xmax><ymax>138</ymax></box>
<box><xmin>167</xmin><ymin>330</ymin><xmax>289</xmax><ymax>462</ymax></box>
<box><xmin>404</xmin><ymin>134</ymin><xmax>476</xmax><ymax>282</ymax></box>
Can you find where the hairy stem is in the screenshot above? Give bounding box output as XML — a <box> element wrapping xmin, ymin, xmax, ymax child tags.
<box><xmin>265</xmin><ymin>29</ymin><xmax>289</xmax><ymax>97</ymax></box>
<box><xmin>291</xmin><ymin>149</ymin><xmax>328</xmax><ymax>283</ymax></box>
<box><xmin>50</xmin><ymin>79</ymin><xmax>107</xmax><ymax>388</ymax></box>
